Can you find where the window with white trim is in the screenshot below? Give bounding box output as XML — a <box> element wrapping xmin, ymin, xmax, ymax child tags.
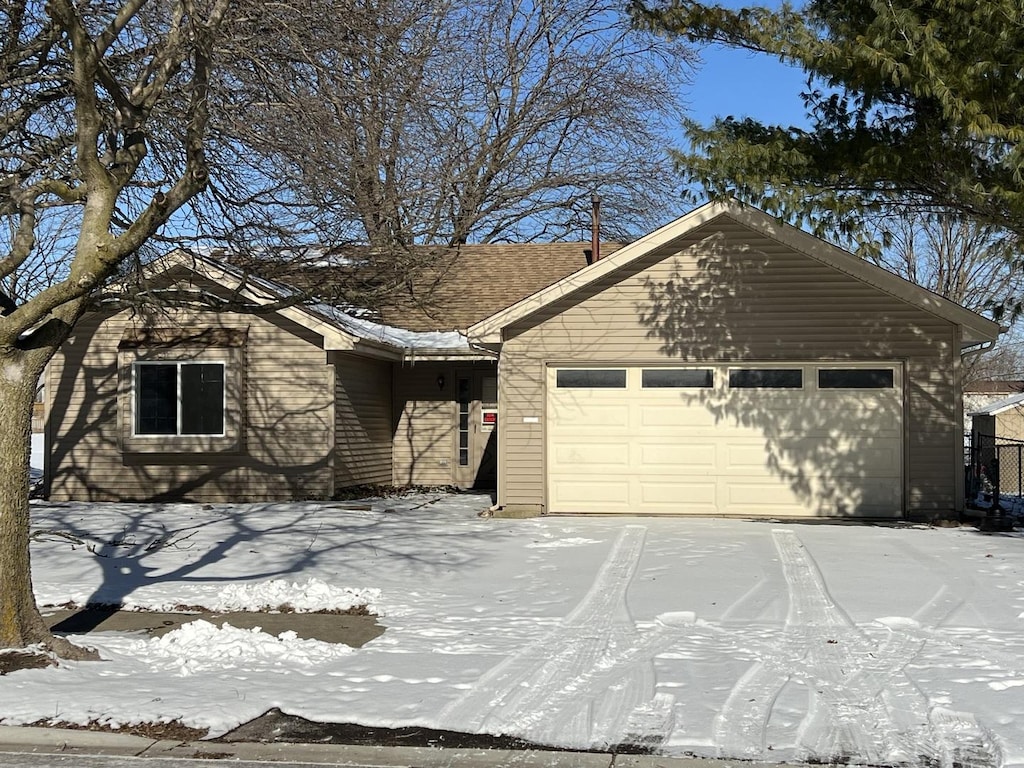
<box><xmin>728</xmin><ymin>368</ymin><xmax>803</xmax><ymax>389</ymax></box>
<box><xmin>555</xmin><ymin>369</ymin><xmax>627</xmax><ymax>388</ymax></box>
<box><xmin>642</xmin><ymin>368</ymin><xmax>713</xmax><ymax>388</ymax></box>
<box><xmin>134</xmin><ymin>362</ymin><xmax>226</xmax><ymax>436</ymax></box>
<box><xmin>817</xmin><ymin>368</ymin><xmax>895</xmax><ymax>389</ymax></box>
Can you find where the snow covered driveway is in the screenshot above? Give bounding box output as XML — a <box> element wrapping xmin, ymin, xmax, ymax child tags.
<box><xmin>5</xmin><ymin>494</ymin><xmax>1024</xmax><ymax>766</ymax></box>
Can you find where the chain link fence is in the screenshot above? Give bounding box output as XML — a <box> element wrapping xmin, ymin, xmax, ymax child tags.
<box><xmin>966</xmin><ymin>432</ymin><xmax>1024</xmax><ymax>502</ymax></box>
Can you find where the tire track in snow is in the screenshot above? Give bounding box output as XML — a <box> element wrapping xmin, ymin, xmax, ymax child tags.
<box><xmin>438</xmin><ymin>525</ymin><xmax>671</xmax><ymax>749</ymax></box>
<box><xmin>774</xmin><ymin>528</ymin><xmax>906</xmax><ymax>763</ymax></box>
<box><xmin>713</xmin><ymin>529</ymin><xmax>1000</xmax><ymax>768</ymax></box>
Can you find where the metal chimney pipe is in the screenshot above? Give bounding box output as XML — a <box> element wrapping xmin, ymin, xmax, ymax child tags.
<box><xmin>591</xmin><ymin>194</ymin><xmax>601</xmax><ymax>262</ymax></box>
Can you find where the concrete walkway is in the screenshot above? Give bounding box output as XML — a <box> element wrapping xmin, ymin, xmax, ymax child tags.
<box><xmin>42</xmin><ymin>608</ymin><xmax>384</xmax><ymax>647</ymax></box>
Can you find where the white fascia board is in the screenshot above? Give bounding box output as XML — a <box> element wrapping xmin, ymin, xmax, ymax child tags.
<box><xmin>399</xmin><ymin>349</ymin><xmax>497</xmax><ymax>362</ymax></box>
<box><xmin>968</xmin><ymin>391</ymin><xmax>1024</xmax><ymax>416</ymax></box>
<box><xmin>156</xmin><ymin>252</ymin><xmax>401</xmax><ymax>356</ymax></box>
<box><xmin>469</xmin><ymin>200</ymin><xmax>731</xmax><ymax>343</ymax></box>
<box><xmin>722</xmin><ymin>205</ymin><xmax>1001</xmax><ymax>345</ymax></box>
<box><xmin>468</xmin><ymin>199</ymin><xmax>1000</xmax><ymax>346</ymax></box>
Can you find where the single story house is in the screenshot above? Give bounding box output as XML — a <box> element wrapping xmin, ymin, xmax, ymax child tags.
<box><xmin>44</xmin><ymin>200</ymin><xmax>999</xmax><ymax>519</ymax></box>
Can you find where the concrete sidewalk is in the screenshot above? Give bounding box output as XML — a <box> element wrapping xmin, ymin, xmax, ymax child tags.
<box><xmin>42</xmin><ymin>608</ymin><xmax>384</xmax><ymax>647</ymax></box>
<box><xmin>0</xmin><ymin>725</ymin><xmax>791</xmax><ymax>767</ymax></box>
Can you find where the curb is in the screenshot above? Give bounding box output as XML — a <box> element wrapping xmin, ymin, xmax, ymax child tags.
<box><xmin>0</xmin><ymin>726</ymin><xmax>794</xmax><ymax>767</ymax></box>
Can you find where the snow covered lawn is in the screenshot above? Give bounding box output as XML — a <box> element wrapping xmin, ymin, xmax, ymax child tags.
<box><xmin>3</xmin><ymin>493</ymin><xmax>1024</xmax><ymax>767</ymax></box>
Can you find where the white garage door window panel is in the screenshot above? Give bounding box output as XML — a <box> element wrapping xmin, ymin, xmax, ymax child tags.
<box><xmin>546</xmin><ymin>364</ymin><xmax>903</xmax><ymax>517</ymax></box>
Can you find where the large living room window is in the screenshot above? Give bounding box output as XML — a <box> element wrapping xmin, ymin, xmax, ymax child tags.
<box><xmin>135</xmin><ymin>362</ymin><xmax>226</xmax><ymax>436</ymax></box>
<box><xmin>118</xmin><ymin>327</ymin><xmax>246</xmax><ymax>454</ymax></box>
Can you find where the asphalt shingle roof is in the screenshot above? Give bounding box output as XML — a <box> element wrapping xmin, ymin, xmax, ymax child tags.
<box><xmin>375</xmin><ymin>242</ymin><xmax>622</xmax><ymax>333</ymax></box>
<box><xmin>222</xmin><ymin>241</ymin><xmax>623</xmax><ymax>334</ymax></box>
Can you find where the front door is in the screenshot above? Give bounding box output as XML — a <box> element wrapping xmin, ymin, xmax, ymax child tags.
<box><xmin>456</xmin><ymin>371</ymin><xmax>498</xmax><ymax>488</ymax></box>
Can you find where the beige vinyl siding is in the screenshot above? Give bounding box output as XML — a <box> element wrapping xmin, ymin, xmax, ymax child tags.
<box><xmin>995</xmin><ymin>409</ymin><xmax>1024</xmax><ymax>441</ymax></box>
<box><xmin>391</xmin><ymin>360</ymin><xmax>498</xmax><ymax>487</ymax></box>
<box><xmin>392</xmin><ymin>363</ymin><xmax>455</xmax><ymax>486</ymax></box>
<box><xmin>48</xmin><ymin>306</ymin><xmax>334</xmax><ymax>502</ymax></box>
<box><xmin>498</xmin><ymin>219</ymin><xmax>959</xmax><ymax>516</ymax></box>
<box><xmin>332</xmin><ymin>352</ymin><xmax>393</xmax><ymax>487</ymax></box>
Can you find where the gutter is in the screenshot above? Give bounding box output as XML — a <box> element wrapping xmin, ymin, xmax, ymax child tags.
<box><xmin>400</xmin><ymin>345</ymin><xmax>498</xmax><ymax>364</ymax></box>
<box><xmin>961</xmin><ymin>339</ymin><xmax>996</xmax><ymax>359</ymax></box>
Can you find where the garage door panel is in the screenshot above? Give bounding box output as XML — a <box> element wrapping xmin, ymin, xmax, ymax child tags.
<box><xmin>726</xmin><ymin>442</ymin><xmax>787</xmax><ymax>472</ymax></box>
<box><xmin>638</xmin><ymin>402</ymin><xmax>716</xmax><ymax>427</ymax></box>
<box><xmin>637</xmin><ymin>441</ymin><xmax>718</xmax><ymax>469</ymax></box>
<box><xmin>826</xmin><ymin>440</ymin><xmax>902</xmax><ymax>467</ymax></box>
<box><xmin>798</xmin><ymin>410</ymin><xmax>903</xmax><ymax>433</ymax></box>
<box><xmin>550</xmin><ymin>402</ymin><xmax>630</xmax><ymax>428</ymax></box>
<box><xmin>551</xmin><ymin>441</ymin><xmax>629</xmax><ymax>469</ymax></box>
<box><xmin>789</xmin><ymin>440</ymin><xmax>903</xmax><ymax>470</ymax></box>
<box><xmin>637</xmin><ymin>480</ymin><xmax>718</xmax><ymax>513</ymax></box>
<box><xmin>550</xmin><ymin>479</ymin><xmax>631</xmax><ymax>509</ymax></box>
<box><xmin>546</xmin><ymin>364</ymin><xmax>903</xmax><ymax>517</ymax></box>
<box><xmin>724</xmin><ymin>480</ymin><xmax>805</xmax><ymax>506</ymax></box>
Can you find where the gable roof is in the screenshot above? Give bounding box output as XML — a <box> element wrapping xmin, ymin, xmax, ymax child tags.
<box><xmin>213</xmin><ymin>241</ymin><xmax>621</xmax><ymax>333</ymax></box>
<box><xmin>133</xmin><ymin>241</ymin><xmax>621</xmax><ymax>358</ymax></box>
<box><xmin>965</xmin><ymin>379</ymin><xmax>1024</xmax><ymax>395</ymax></box>
<box><xmin>375</xmin><ymin>242</ymin><xmax>621</xmax><ymax>332</ymax></box>
<box><xmin>136</xmin><ymin>251</ymin><xmax>477</xmax><ymax>359</ymax></box>
<box><xmin>468</xmin><ymin>200</ymin><xmax>1002</xmax><ymax>346</ymax></box>
<box><xmin>969</xmin><ymin>391</ymin><xmax>1024</xmax><ymax>416</ymax></box>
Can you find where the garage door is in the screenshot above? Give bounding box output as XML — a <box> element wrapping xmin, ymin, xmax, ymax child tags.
<box><xmin>546</xmin><ymin>363</ymin><xmax>902</xmax><ymax>517</ymax></box>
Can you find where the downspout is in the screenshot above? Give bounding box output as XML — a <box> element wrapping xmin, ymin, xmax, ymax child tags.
<box><xmin>591</xmin><ymin>194</ymin><xmax>601</xmax><ymax>263</ymax></box>
<box><xmin>958</xmin><ymin>333</ymin><xmax>1000</xmax><ymax>516</ymax></box>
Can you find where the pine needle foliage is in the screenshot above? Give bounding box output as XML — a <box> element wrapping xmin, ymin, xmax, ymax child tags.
<box><xmin>631</xmin><ymin>0</ymin><xmax>1024</xmax><ymax>249</ymax></box>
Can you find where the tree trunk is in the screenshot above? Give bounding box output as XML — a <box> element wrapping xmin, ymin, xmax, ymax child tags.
<box><xmin>0</xmin><ymin>349</ymin><xmax>96</xmax><ymax>659</ymax></box>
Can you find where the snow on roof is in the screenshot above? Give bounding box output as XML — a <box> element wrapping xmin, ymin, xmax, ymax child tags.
<box><xmin>311</xmin><ymin>302</ymin><xmax>471</xmax><ymax>351</ymax></box>
<box><xmin>968</xmin><ymin>391</ymin><xmax>1024</xmax><ymax>416</ymax></box>
<box><xmin>186</xmin><ymin>251</ymin><xmax>473</xmax><ymax>354</ymax></box>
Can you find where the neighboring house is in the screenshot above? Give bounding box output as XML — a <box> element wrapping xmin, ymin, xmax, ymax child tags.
<box><xmin>964</xmin><ymin>379</ymin><xmax>1024</xmax><ymax>435</ymax></box>
<box><xmin>969</xmin><ymin>393</ymin><xmax>1024</xmax><ymax>442</ymax></box>
<box><xmin>45</xmin><ymin>200</ymin><xmax>999</xmax><ymax>519</ymax></box>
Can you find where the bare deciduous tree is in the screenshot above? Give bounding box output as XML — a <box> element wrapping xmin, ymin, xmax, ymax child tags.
<box><xmin>864</xmin><ymin>212</ymin><xmax>1024</xmax><ymax>384</ymax></box>
<box><xmin>0</xmin><ymin>0</ymin><xmax>244</xmax><ymax>658</ymax></box>
<box><xmin>243</xmin><ymin>0</ymin><xmax>694</xmax><ymax>249</ymax></box>
<box><xmin>1</xmin><ymin>0</ymin><xmax>695</xmax><ymax>658</ymax></box>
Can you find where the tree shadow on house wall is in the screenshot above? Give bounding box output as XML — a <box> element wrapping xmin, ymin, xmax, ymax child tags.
<box><xmin>631</xmin><ymin>231</ymin><xmax>952</xmax><ymax>517</ymax></box>
<box><xmin>47</xmin><ymin>312</ymin><xmax>337</xmax><ymax>503</ymax></box>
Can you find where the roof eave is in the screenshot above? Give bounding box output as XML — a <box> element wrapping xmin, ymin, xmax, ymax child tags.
<box><xmin>399</xmin><ymin>348</ymin><xmax>497</xmax><ymax>361</ymax></box>
<box><xmin>143</xmin><ymin>251</ymin><xmax>407</xmax><ymax>355</ymax></box>
<box><xmin>468</xmin><ymin>199</ymin><xmax>1001</xmax><ymax>345</ymax></box>
<box><xmin>468</xmin><ymin>201</ymin><xmax>730</xmax><ymax>341</ymax></box>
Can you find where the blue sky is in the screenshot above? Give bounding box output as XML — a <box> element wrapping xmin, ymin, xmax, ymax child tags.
<box><xmin>680</xmin><ymin>0</ymin><xmax>811</xmax><ymax>128</ymax></box>
<box><xmin>685</xmin><ymin>44</ymin><xmax>812</xmax><ymax>128</ymax></box>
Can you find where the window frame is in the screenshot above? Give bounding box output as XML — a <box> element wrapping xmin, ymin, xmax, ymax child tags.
<box><xmin>728</xmin><ymin>367</ymin><xmax>804</xmax><ymax>389</ymax></box>
<box><xmin>555</xmin><ymin>368</ymin><xmax>628</xmax><ymax>389</ymax></box>
<box><xmin>117</xmin><ymin>333</ymin><xmax>245</xmax><ymax>455</ymax></box>
<box><xmin>641</xmin><ymin>367</ymin><xmax>714</xmax><ymax>389</ymax></box>
<box><xmin>817</xmin><ymin>367</ymin><xmax>896</xmax><ymax>390</ymax></box>
<box><xmin>132</xmin><ymin>360</ymin><xmax>228</xmax><ymax>438</ymax></box>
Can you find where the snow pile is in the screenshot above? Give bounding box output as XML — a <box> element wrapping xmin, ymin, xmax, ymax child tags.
<box><xmin>971</xmin><ymin>491</ymin><xmax>1024</xmax><ymax>517</ymax></box>
<box><xmin>211</xmin><ymin>578</ymin><xmax>381</xmax><ymax>615</ymax></box>
<box><xmin>125</xmin><ymin>620</ymin><xmax>353</xmax><ymax>676</ymax></box>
